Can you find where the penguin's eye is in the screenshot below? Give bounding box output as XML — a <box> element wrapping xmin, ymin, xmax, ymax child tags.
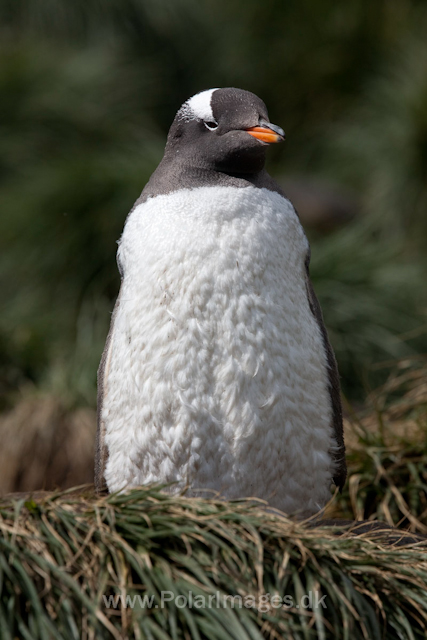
<box><xmin>204</xmin><ymin>120</ymin><xmax>218</xmax><ymax>131</ymax></box>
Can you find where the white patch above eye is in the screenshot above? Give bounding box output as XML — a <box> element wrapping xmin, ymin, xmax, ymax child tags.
<box><xmin>178</xmin><ymin>88</ymin><xmax>219</xmax><ymax>123</ymax></box>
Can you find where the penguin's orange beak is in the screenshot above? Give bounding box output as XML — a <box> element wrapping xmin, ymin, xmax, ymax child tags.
<box><xmin>246</xmin><ymin>120</ymin><xmax>285</xmax><ymax>144</ymax></box>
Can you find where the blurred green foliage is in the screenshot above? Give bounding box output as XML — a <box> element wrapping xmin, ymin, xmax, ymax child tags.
<box><xmin>0</xmin><ymin>0</ymin><xmax>426</xmax><ymax>404</ymax></box>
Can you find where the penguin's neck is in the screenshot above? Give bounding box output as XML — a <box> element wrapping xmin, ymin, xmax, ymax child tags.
<box><xmin>137</xmin><ymin>157</ymin><xmax>285</xmax><ymax>205</ymax></box>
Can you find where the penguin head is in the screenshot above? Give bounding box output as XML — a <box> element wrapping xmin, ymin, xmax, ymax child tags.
<box><xmin>164</xmin><ymin>88</ymin><xmax>285</xmax><ymax>175</ymax></box>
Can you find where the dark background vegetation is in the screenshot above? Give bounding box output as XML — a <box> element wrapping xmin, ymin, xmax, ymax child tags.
<box><xmin>1</xmin><ymin>0</ymin><xmax>427</xmax><ymax>412</ymax></box>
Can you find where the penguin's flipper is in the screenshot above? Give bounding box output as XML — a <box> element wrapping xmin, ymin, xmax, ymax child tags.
<box><xmin>95</xmin><ymin>288</ymin><xmax>122</xmax><ymax>494</ymax></box>
<box><xmin>304</xmin><ymin>253</ymin><xmax>347</xmax><ymax>491</ymax></box>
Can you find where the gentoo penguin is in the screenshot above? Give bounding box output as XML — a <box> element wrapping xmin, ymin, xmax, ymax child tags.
<box><xmin>95</xmin><ymin>87</ymin><xmax>346</xmax><ymax>516</ymax></box>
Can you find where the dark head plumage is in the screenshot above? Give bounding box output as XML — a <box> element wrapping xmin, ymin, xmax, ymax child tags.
<box><xmin>164</xmin><ymin>87</ymin><xmax>285</xmax><ymax>175</ymax></box>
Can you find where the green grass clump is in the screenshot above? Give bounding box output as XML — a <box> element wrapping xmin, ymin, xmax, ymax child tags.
<box><xmin>1</xmin><ymin>486</ymin><xmax>427</xmax><ymax>640</ymax></box>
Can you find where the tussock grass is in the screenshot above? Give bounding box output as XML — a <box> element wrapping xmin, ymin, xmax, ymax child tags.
<box><xmin>1</xmin><ymin>486</ymin><xmax>427</xmax><ymax>640</ymax></box>
<box><xmin>335</xmin><ymin>359</ymin><xmax>427</xmax><ymax>532</ymax></box>
<box><xmin>0</xmin><ymin>394</ymin><xmax>95</xmax><ymax>494</ymax></box>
